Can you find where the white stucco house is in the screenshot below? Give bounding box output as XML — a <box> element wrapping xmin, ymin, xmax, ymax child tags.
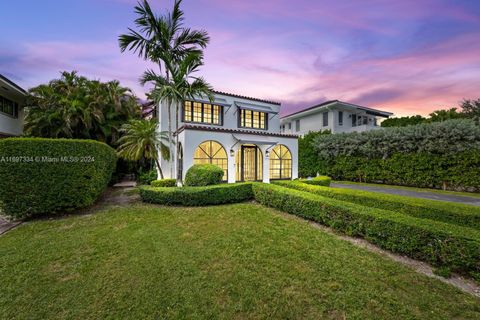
<box><xmin>0</xmin><ymin>75</ymin><xmax>26</xmax><ymax>138</ymax></box>
<box><xmin>280</xmin><ymin>100</ymin><xmax>393</xmax><ymax>136</ymax></box>
<box><xmin>154</xmin><ymin>91</ymin><xmax>298</xmax><ymax>183</ymax></box>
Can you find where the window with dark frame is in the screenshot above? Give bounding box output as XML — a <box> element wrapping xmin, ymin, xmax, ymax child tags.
<box><xmin>239</xmin><ymin>109</ymin><xmax>267</xmax><ymax>130</ymax></box>
<box><xmin>295</xmin><ymin>119</ymin><xmax>300</xmax><ymax>132</ymax></box>
<box><xmin>0</xmin><ymin>95</ymin><xmax>19</xmax><ymax>119</ymax></box>
<box><xmin>288</xmin><ymin>123</ymin><xmax>292</xmax><ymax>130</ymax></box>
<box><xmin>269</xmin><ymin>144</ymin><xmax>292</xmax><ymax>180</ymax></box>
<box><xmin>338</xmin><ymin>111</ymin><xmax>343</xmax><ymax>126</ymax></box>
<box><xmin>323</xmin><ymin>112</ymin><xmax>328</xmax><ymax>127</ymax></box>
<box><xmin>183</xmin><ymin>100</ymin><xmax>223</xmax><ymax>125</ymax></box>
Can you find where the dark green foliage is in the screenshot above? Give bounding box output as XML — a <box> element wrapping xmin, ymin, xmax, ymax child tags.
<box><xmin>252</xmin><ymin>183</ymin><xmax>480</xmax><ymax>280</ymax></box>
<box><xmin>0</xmin><ymin>138</ymin><xmax>117</xmax><ymax>219</ymax></box>
<box><xmin>25</xmin><ymin>71</ymin><xmax>140</xmax><ymax>146</ymax></box>
<box><xmin>273</xmin><ymin>180</ymin><xmax>480</xmax><ymax>230</ymax></box>
<box><xmin>381</xmin><ymin>115</ymin><xmax>427</xmax><ymax>127</ymax></box>
<box><xmin>150</xmin><ymin>179</ymin><xmax>176</xmax><ymax>187</ymax></box>
<box><xmin>461</xmin><ymin>98</ymin><xmax>480</xmax><ymax>119</ymax></box>
<box><xmin>185</xmin><ymin>164</ymin><xmax>224</xmax><ymax>186</ymax></box>
<box><xmin>298</xmin><ymin>130</ymin><xmax>330</xmax><ymax>177</ymax></box>
<box><xmin>138</xmin><ymin>169</ymin><xmax>157</xmax><ymax>185</ymax></box>
<box><xmin>140</xmin><ymin>183</ymin><xmax>253</xmax><ymax>206</ymax></box>
<box><xmin>299</xmin><ymin>176</ymin><xmax>331</xmax><ymax>187</ymax></box>
<box><xmin>306</xmin><ymin>120</ymin><xmax>480</xmax><ymax>191</ymax></box>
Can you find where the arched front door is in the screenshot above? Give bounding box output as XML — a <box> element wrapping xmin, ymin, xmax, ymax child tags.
<box><xmin>236</xmin><ymin>144</ymin><xmax>263</xmax><ymax>182</ymax></box>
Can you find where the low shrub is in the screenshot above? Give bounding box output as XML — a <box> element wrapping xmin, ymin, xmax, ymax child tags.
<box><xmin>0</xmin><ymin>138</ymin><xmax>116</xmax><ymax>219</ymax></box>
<box><xmin>300</xmin><ymin>176</ymin><xmax>331</xmax><ymax>187</ymax></box>
<box><xmin>185</xmin><ymin>164</ymin><xmax>224</xmax><ymax>186</ymax></box>
<box><xmin>151</xmin><ymin>179</ymin><xmax>176</xmax><ymax>188</ymax></box>
<box><xmin>272</xmin><ymin>180</ymin><xmax>480</xmax><ymax>230</ymax></box>
<box><xmin>140</xmin><ymin>183</ymin><xmax>253</xmax><ymax>206</ymax></box>
<box><xmin>253</xmin><ymin>183</ymin><xmax>480</xmax><ymax>280</ymax></box>
<box><xmin>138</xmin><ymin>169</ymin><xmax>157</xmax><ymax>185</ymax></box>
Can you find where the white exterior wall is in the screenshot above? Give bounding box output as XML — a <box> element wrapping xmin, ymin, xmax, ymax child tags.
<box><xmin>157</xmin><ymin>92</ymin><xmax>298</xmax><ymax>183</ymax></box>
<box><xmin>0</xmin><ymin>108</ymin><xmax>24</xmax><ymax>136</ymax></box>
<box><xmin>281</xmin><ymin>107</ymin><xmax>385</xmax><ymax>136</ymax></box>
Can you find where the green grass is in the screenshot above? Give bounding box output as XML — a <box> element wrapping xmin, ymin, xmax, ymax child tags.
<box><xmin>1</xmin><ymin>203</ymin><xmax>479</xmax><ymax>319</ymax></box>
<box><xmin>334</xmin><ymin>181</ymin><xmax>480</xmax><ymax>198</ymax></box>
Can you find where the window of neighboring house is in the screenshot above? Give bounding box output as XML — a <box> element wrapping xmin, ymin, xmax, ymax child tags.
<box><xmin>295</xmin><ymin>119</ymin><xmax>300</xmax><ymax>132</ymax></box>
<box><xmin>239</xmin><ymin>109</ymin><xmax>267</xmax><ymax>130</ymax></box>
<box><xmin>338</xmin><ymin>111</ymin><xmax>343</xmax><ymax>126</ymax></box>
<box><xmin>288</xmin><ymin>122</ymin><xmax>292</xmax><ymax>130</ymax></box>
<box><xmin>363</xmin><ymin>116</ymin><xmax>368</xmax><ymax>125</ymax></box>
<box><xmin>323</xmin><ymin>112</ymin><xmax>329</xmax><ymax>127</ymax></box>
<box><xmin>352</xmin><ymin>114</ymin><xmax>357</xmax><ymax>127</ymax></box>
<box><xmin>0</xmin><ymin>95</ymin><xmax>18</xmax><ymax>118</ymax></box>
<box><xmin>183</xmin><ymin>100</ymin><xmax>223</xmax><ymax>125</ymax></box>
<box><xmin>374</xmin><ymin>118</ymin><xmax>378</xmax><ymax>126</ymax></box>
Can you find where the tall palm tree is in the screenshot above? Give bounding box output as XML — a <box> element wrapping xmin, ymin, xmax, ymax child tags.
<box><xmin>141</xmin><ymin>52</ymin><xmax>213</xmax><ymax>185</ymax></box>
<box><xmin>117</xmin><ymin>119</ymin><xmax>170</xmax><ymax>179</ymax></box>
<box><xmin>119</xmin><ymin>0</ymin><xmax>210</xmax><ymax>177</ymax></box>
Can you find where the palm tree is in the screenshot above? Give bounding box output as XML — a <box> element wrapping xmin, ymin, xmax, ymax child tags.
<box><xmin>141</xmin><ymin>52</ymin><xmax>213</xmax><ymax>185</ymax></box>
<box><xmin>116</xmin><ymin>119</ymin><xmax>170</xmax><ymax>179</ymax></box>
<box><xmin>119</xmin><ymin>0</ymin><xmax>210</xmax><ymax>177</ymax></box>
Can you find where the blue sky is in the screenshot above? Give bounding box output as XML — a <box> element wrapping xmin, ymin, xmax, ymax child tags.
<box><xmin>1</xmin><ymin>0</ymin><xmax>480</xmax><ymax>116</ymax></box>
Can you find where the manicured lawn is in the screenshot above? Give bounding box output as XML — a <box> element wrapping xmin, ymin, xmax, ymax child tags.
<box><xmin>334</xmin><ymin>180</ymin><xmax>480</xmax><ymax>198</ymax></box>
<box><xmin>1</xmin><ymin>203</ymin><xmax>479</xmax><ymax>319</ymax></box>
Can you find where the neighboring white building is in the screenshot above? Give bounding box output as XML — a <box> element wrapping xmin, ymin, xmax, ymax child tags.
<box><xmin>156</xmin><ymin>91</ymin><xmax>298</xmax><ymax>183</ymax></box>
<box><xmin>280</xmin><ymin>100</ymin><xmax>393</xmax><ymax>135</ymax></box>
<box><xmin>0</xmin><ymin>75</ymin><xmax>26</xmax><ymax>138</ymax></box>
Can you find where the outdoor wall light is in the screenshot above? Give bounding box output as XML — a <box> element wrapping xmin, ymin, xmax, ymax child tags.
<box><xmin>265</xmin><ymin>150</ymin><xmax>270</xmax><ymax>158</ymax></box>
<box><xmin>230</xmin><ymin>149</ymin><xmax>235</xmax><ymax>157</ymax></box>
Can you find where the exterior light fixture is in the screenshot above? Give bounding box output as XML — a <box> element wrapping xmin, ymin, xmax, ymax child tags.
<box><xmin>265</xmin><ymin>150</ymin><xmax>270</xmax><ymax>158</ymax></box>
<box><xmin>230</xmin><ymin>149</ymin><xmax>235</xmax><ymax>157</ymax></box>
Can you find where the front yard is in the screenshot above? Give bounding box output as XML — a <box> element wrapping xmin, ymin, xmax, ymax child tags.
<box><xmin>1</xmin><ymin>203</ymin><xmax>479</xmax><ymax>319</ymax></box>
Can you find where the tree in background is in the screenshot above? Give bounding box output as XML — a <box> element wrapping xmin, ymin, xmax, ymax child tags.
<box><xmin>116</xmin><ymin>119</ymin><xmax>170</xmax><ymax>179</ymax></box>
<box><xmin>119</xmin><ymin>0</ymin><xmax>210</xmax><ymax>178</ymax></box>
<box><xmin>428</xmin><ymin>108</ymin><xmax>464</xmax><ymax>122</ymax></box>
<box><xmin>381</xmin><ymin>115</ymin><xmax>426</xmax><ymax>127</ymax></box>
<box><xmin>298</xmin><ymin>130</ymin><xmax>331</xmax><ymax>178</ymax></box>
<box><xmin>460</xmin><ymin>98</ymin><xmax>480</xmax><ymax>119</ymax></box>
<box><xmin>25</xmin><ymin>71</ymin><xmax>140</xmax><ymax>146</ymax></box>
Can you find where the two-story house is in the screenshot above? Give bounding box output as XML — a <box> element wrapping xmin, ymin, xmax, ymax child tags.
<box><xmin>0</xmin><ymin>75</ymin><xmax>26</xmax><ymax>138</ymax></box>
<box><xmin>156</xmin><ymin>91</ymin><xmax>298</xmax><ymax>183</ymax></box>
<box><xmin>280</xmin><ymin>100</ymin><xmax>393</xmax><ymax>135</ymax></box>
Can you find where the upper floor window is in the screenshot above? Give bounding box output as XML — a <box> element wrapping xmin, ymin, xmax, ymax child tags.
<box><xmin>0</xmin><ymin>95</ymin><xmax>19</xmax><ymax>118</ymax></box>
<box><xmin>239</xmin><ymin>109</ymin><xmax>267</xmax><ymax>130</ymax></box>
<box><xmin>323</xmin><ymin>112</ymin><xmax>328</xmax><ymax>127</ymax></box>
<box><xmin>183</xmin><ymin>101</ymin><xmax>222</xmax><ymax>125</ymax></box>
<box><xmin>288</xmin><ymin>123</ymin><xmax>292</xmax><ymax>130</ymax></box>
<box><xmin>338</xmin><ymin>111</ymin><xmax>343</xmax><ymax>126</ymax></box>
<box><xmin>295</xmin><ymin>119</ymin><xmax>300</xmax><ymax>132</ymax></box>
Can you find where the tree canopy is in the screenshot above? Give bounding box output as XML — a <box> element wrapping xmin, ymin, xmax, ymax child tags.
<box><xmin>24</xmin><ymin>71</ymin><xmax>140</xmax><ymax>146</ymax></box>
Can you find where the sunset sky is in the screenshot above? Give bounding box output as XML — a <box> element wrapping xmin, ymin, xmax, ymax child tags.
<box><xmin>1</xmin><ymin>0</ymin><xmax>479</xmax><ymax>117</ymax></box>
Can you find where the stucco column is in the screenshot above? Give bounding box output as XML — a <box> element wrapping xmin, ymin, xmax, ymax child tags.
<box><xmin>262</xmin><ymin>146</ymin><xmax>270</xmax><ymax>183</ymax></box>
<box><xmin>228</xmin><ymin>146</ymin><xmax>237</xmax><ymax>184</ymax></box>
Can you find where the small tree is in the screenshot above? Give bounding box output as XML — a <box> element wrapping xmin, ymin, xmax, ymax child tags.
<box><xmin>116</xmin><ymin>119</ymin><xmax>170</xmax><ymax>179</ymax></box>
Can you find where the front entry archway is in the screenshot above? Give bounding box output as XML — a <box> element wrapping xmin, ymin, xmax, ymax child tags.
<box><xmin>236</xmin><ymin>144</ymin><xmax>263</xmax><ymax>182</ymax></box>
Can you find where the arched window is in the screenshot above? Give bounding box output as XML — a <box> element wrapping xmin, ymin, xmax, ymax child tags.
<box><xmin>194</xmin><ymin>141</ymin><xmax>228</xmax><ymax>181</ymax></box>
<box><xmin>269</xmin><ymin>144</ymin><xmax>292</xmax><ymax>180</ymax></box>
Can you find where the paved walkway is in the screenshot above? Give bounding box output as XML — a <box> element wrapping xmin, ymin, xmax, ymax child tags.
<box><xmin>331</xmin><ymin>183</ymin><xmax>480</xmax><ymax>206</ymax></box>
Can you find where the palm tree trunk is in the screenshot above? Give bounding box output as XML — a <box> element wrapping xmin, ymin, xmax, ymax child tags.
<box><xmin>154</xmin><ymin>158</ymin><xmax>164</xmax><ymax>180</ymax></box>
<box><xmin>175</xmin><ymin>102</ymin><xmax>182</xmax><ymax>186</ymax></box>
<box><xmin>167</xmin><ymin>101</ymin><xmax>174</xmax><ymax>178</ymax></box>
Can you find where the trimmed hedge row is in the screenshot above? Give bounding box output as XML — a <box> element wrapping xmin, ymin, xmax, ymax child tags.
<box><xmin>0</xmin><ymin>138</ymin><xmax>116</xmax><ymax>219</ymax></box>
<box><xmin>253</xmin><ymin>183</ymin><xmax>480</xmax><ymax>280</ymax></box>
<box><xmin>140</xmin><ymin>183</ymin><xmax>253</xmax><ymax>206</ymax></box>
<box><xmin>151</xmin><ymin>179</ymin><xmax>176</xmax><ymax>187</ymax></box>
<box><xmin>185</xmin><ymin>164</ymin><xmax>224</xmax><ymax>186</ymax></box>
<box><xmin>273</xmin><ymin>180</ymin><xmax>480</xmax><ymax>230</ymax></box>
<box><xmin>299</xmin><ymin>176</ymin><xmax>331</xmax><ymax>187</ymax></box>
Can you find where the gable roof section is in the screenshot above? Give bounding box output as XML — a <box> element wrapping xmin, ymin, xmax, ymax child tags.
<box><xmin>213</xmin><ymin>90</ymin><xmax>281</xmax><ymax>105</ymax></box>
<box><xmin>281</xmin><ymin>100</ymin><xmax>393</xmax><ymax>119</ymax></box>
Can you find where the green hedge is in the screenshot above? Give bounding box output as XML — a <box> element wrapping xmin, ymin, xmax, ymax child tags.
<box><xmin>151</xmin><ymin>179</ymin><xmax>176</xmax><ymax>187</ymax></box>
<box><xmin>0</xmin><ymin>138</ymin><xmax>116</xmax><ymax>219</ymax></box>
<box><xmin>301</xmin><ymin>120</ymin><xmax>480</xmax><ymax>191</ymax></box>
<box><xmin>140</xmin><ymin>183</ymin><xmax>253</xmax><ymax>206</ymax></box>
<box><xmin>185</xmin><ymin>164</ymin><xmax>224</xmax><ymax>186</ymax></box>
<box><xmin>299</xmin><ymin>176</ymin><xmax>331</xmax><ymax>187</ymax></box>
<box><xmin>253</xmin><ymin>183</ymin><xmax>480</xmax><ymax>280</ymax></box>
<box><xmin>273</xmin><ymin>181</ymin><xmax>480</xmax><ymax>230</ymax></box>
